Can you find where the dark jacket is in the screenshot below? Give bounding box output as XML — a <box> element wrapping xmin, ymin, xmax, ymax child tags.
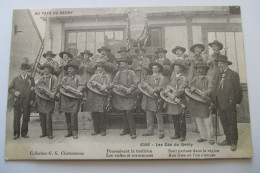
<box><xmin>212</xmin><ymin>68</ymin><xmax>242</xmax><ymax>109</ymax></box>
<box><xmin>9</xmin><ymin>75</ymin><xmax>35</xmax><ymax>108</ymax></box>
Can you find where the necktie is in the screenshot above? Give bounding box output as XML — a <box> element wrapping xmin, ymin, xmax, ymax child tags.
<box><xmin>219</xmin><ymin>73</ymin><xmax>225</xmax><ymax>89</ymax></box>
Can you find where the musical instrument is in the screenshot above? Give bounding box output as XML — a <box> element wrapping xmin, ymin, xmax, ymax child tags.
<box><xmin>111</xmin><ymin>83</ymin><xmax>135</xmax><ymax>97</ymax></box>
<box><xmin>138</xmin><ymin>82</ymin><xmax>155</xmax><ymax>98</ymax></box>
<box><xmin>185</xmin><ymin>87</ymin><xmax>211</xmax><ymax>104</ymax></box>
<box><xmin>35</xmin><ymin>86</ymin><xmax>58</xmax><ymax>102</ymax></box>
<box><xmin>60</xmin><ymin>85</ymin><xmax>83</xmax><ymax>99</ymax></box>
<box><xmin>87</xmin><ymin>80</ymin><xmax>108</xmax><ymax>96</ymax></box>
<box><xmin>160</xmin><ymin>85</ymin><xmax>185</xmax><ymax>108</ymax></box>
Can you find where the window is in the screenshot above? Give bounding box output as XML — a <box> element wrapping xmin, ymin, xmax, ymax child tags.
<box><xmin>65</xmin><ymin>29</ymin><xmax>124</xmax><ymax>57</ymax></box>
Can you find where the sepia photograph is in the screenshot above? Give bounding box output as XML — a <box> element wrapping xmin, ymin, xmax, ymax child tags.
<box><xmin>4</xmin><ymin>6</ymin><xmax>253</xmax><ymax>160</ymax></box>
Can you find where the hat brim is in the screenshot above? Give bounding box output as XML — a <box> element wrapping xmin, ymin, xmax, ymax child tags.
<box><xmin>80</xmin><ymin>52</ymin><xmax>93</xmax><ymax>57</ymax></box>
<box><xmin>208</xmin><ymin>42</ymin><xmax>223</xmax><ymax>50</ymax></box>
<box><xmin>172</xmin><ymin>47</ymin><xmax>186</xmax><ymax>54</ymax></box>
<box><xmin>149</xmin><ymin>62</ymin><xmax>163</xmax><ymax>73</ymax></box>
<box><xmin>64</xmin><ymin>64</ymin><xmax>79</xmax><ymax>71</ymax></box>
<box><xmin>117</xmin><ymin>49</ymin><xmax>130</xmax><ymax>53</ymax></box>
<box><xmin>97</xmin><ymin>48</ymin><xmax>111</xmax><ymax>53</ymax></box>
<box><xmin>154</xmin><ymin>50</ymin><xmax>167</xmax><ymax>54</ymax></box>
<box><xmin>215</xmin><ymin>59</ymin><xmax>232</xmax><ymax>65</ymax></box>
<box><xmin>39</xmin><ymin>65</ymin><xmax>54</xmax><ymax>72</ymax></box>
<box><xmin>194</xmin><ymin>65</ymin><xmax>210</xmax><ymax>70</ymax></box>
<box><xmin>135</xmin><ymin>49</ymin><xmax>146</xmax><ymax>53</ymax></box>
<box><xmin>190</xmin><ymin>44</ymin><xmax>205</xmax><ymax>53</ymax></box>
<box><xmin>59</xmin><ymin>52</ymin><xmax>73</xmax><ymax>59</ymax></box>
<box><xmin>43</xmin><ymin>53</ymin><xmax>56</xmax><ymax>58</ymax></box>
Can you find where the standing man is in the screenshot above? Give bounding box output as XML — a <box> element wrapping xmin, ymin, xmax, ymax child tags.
<box><xmin>188</xmin><ymin>44</ymin><xmax>207</xmax><ymax>84</ymax></box>
<box><xmin>59</xmin><ymin>59</ymin><xmax>82</xmax><ymax>139</ymax></box>
<box><xmin>187</xmin><ymin>61</ymin><xmax>214</xmax><ymax>145</ymax></box>
<box><xmin>78</xmin><ymin>50</ymin><xmax>93</xmax><ymax>84</ymax></box>
<box><xmin>117</xmin><ymin>46</ymin><xmax>130</xmax><ymax>57</ymax></box>
<box><xmin>9</xmin><ymin>63</ymin><xmax>35</xmax><ymax>139</ymax></box>
<box><xmin>213</xmin><ymin>55</ymin><xmax>242</xmax><ymax>151</ymax></box>
<box><xmin>172</xmin><ymin>46</ymin><xmax>191</xmax><ymax>76</ymax></box>
<box><xmin>35</xmin><ymin>64</ymin><xmax>58</xmax><ymax>139</ymax></box>
<box><xmin>140</xmin><ymin>62</ymin><xmax>165</xmax><ymax>139</ymax></box>
<box><xmin>111</xmin><ymin>57</ymin><xmax>138</xmax><ymax>139</ymax></box>
<box><xmin>42</xmin><ymin>51</ymin><xmax>60</xmax><ymax>76</ymax></box>
<box><xmin>162</xmin><ymin>60</ymin><xmax>187</xmax><ymax>141</ymax></box>
<box><xmin>84</xmin><ymin>61</ymin><xmax>111</xmax><ymax>136</ymax></box>
<box><xmin>57</xmin><ymin>51</ymin><xmax>73</xmax><ymax>82</ymax></box>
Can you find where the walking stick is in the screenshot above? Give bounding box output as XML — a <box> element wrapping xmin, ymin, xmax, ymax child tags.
<box><xmin>215</xmin><ymin>102</ymin><xmax>218</xmax><ymax>143</ymax></box>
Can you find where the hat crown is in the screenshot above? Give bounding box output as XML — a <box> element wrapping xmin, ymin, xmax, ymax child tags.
<box><xmin>20</xmin><ymin>63</ymin><xmax>30</xmax><ymax>70</ymax></box>
<box><xmin>46</xmin><ymin>51</ymin><xmax>53</xmax><ymax>54</ymax></box>
<box><xmin>195</xmin><ymin>61</ymin><xmax>208</xmax><ymax>68</ymax></box>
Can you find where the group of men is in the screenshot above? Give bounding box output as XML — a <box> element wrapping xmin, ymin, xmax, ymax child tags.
<box><xmin>8</xmin><ymin>40</ymin><xmax>243</xmax><ymax>151</ymax></box>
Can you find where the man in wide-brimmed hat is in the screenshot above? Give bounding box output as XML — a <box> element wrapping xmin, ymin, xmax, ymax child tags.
<box><xmin>78</xmin><ymin>50</ymin><xmax>93</xmax><ymax>84</ymax></box>
<box><xmin>9</xmin><ymin>63</ymin><xmax>35</xmax><ymax>139</ymax></box>
<box><xmin>42</xmin><ymin>51</ymin><xmax>60</xmax><ymax>76</ymax></box>
<box><xmin>84</xmin><ymin>61</ymin><xmax>111</xmax><ymax>136</ymax></box>
<box><xmin>57</xmin><ymin>51</ymin><xmax>73</xmax><ymax>82</ymax></box>
<box><xmin>141</xmin><ymin>62</ymin><xmax>165</xmax><ymax>139</ymax></box>
<box><xmin>187</xmin><ymin>61</ymin><xmax>215</xmax><ymax>145</ymax></box>
<box><xmin>35</xmin><ymin>64</ymin><xmax>58</xmax><ymax>140</ymax></box>
<box><xmin>117</xmin><ymin>46</ymin><xmax>130</xmax><ymax>57</ymax></box>
<box><xmin>172</xmin><ymin>46</ymin><xmax>191</xmax><ymax>75</ymax></box>
<box><xmin>111</xmin><ymin>56</ymin><xmax>138</xmax><ymax>139</ymax></box>
<box><xmin>207</xmin><ymin>40</ymin><xmax>224</xmax><ymax>81</ymax></box>
<box><xmin>188</xmin><ymin>43</ymin><xmax>207</xmax><ymax>84</ymax></box>
<box><xmin>59</xmin><ymin>59</ymin><xmax>82</xmax><ymax>139</ymax></box>
<box><xmin>212</xmin><ymin>55</ymin><xmax>242</xmax><ymax>151</ymax></box>
<box><xmin>162</xmin><ymin>60</ymin><xmax>188</xmax><ymax>141</ymax></box>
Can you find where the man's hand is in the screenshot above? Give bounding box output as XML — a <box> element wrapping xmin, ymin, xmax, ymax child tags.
<box><xmin>170</xmin><ymin>94</ymin><xmax>176</xmax><ymax>100</ymax></box>
<box><xmin>91</xmin><ymin>81</ymin><xmax>97</xmax><ymax>87</ymax></box>
<box><xmin>201</xmin><ymin>92</ymin><xmax>207</xmax><ymax>99</ymax></box>
<box><xmin>190</xmin><ymin>87</ymin><xmax>196</xmax><ymax>93</ymax></box>
<box><xmin>30</xmin><ymin>100</ymin><xmax>34</xmax><ymax>106</ymax></box>
<box><xmin>100</xmin><ymin>85</ymin><xmax>107</xmax><ymax>92</ymax></box>
<box><xmin>126</xmin><ymin>88</ymin><xmax>132</xmax><ymax>95</ymax></box>
<box><xmin>14</xmin><ymin>91</ymin><xmax>20</xmax><ymax>97</ymax></box>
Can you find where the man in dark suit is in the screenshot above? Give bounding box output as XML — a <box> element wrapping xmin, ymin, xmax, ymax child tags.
<box><xmin>212</xmin><ymin>55</ymin><xmax>242</xmax><ymax>151</ymax></box>
<box><xmin>9</xmin><ymin>63</ymin><xmax>35</xmax><ymax>139</ymax></box>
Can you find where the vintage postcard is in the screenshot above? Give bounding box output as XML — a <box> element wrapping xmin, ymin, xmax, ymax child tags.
<box><xmin>5</xmin><ymin>6</ymin><xmax>253</xmax><ymax>160</ymax></box>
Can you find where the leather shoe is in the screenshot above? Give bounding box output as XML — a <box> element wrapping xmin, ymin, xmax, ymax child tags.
<box><xmin>101</xmin><ymin>132</ymin><xmax>106</xmax><ymax>136</ymax></box>
<box><xmin>65</xmin><ymin>134</ymin><xmax>72</xmax><ymax>137</ymax></box>
<box><xmin>22</xmin><ymin>135</ymin><xmax>29</xmax><ymax>138</ymax></box>
<box><xmin>170</xmin><ymin>135</ymin><xmax>180</xmax><ymax>139</ymax></box>
<box><xmin>13</xmin><ymin>135</ymin><xmax>19</xmax><ymax>140</ymax></box>
<box><xmin>209</xmin><ymin>140</ymin><xmax>215</xmax><ymax>145</ymax></box>
<box><xmin>91</xmin><ymin>132</ymin><xmax>99</xmax><ymax>136</ymax></box>
<box><xmin>218</xmin><ymin>140</ymin><xmax>231</xmax><ymax>146</ymax></box>
<box><xmin>120</xmin><ymin>131</ymin><xmax>130</xmax><ymax>136</ymax></box>
<box><xmin>180</xmin><ymin>137</ymin><xmax>185</xmax><ymax>142</ymax></box>
<box><xmin>197</xmin><ymin>138</ymin><xmax>207</xmax><ymax>143</ymax></box>
<box><xmin>48</xmin><ymin>136</ymin><xmax>53</xmax><ymax>140</ymax></box>
<box><xmin>73</xmin><ymin>135</ymin><xmax>78</xmax><ymax>139</ymax></box>
<box><xmin>131</xmin><ymin>135</ymin><xmax>137</xmax><ymax>139</ymax></box>
<box><xmin>142</xmin><ymin>133</ymin><xmax>154</xmax><ymax>136</ymax></box>
<box><xmin>40</xmin><ymin>135</ymin><xmax>46</xmax><ymax>138</ymax></box>
<box><xmin>230</xmin><ymin>144</ymin><xmax>237</xmax><ymax>151</ymax></box>
<box><xmin>159</xmin><ymin>134</ymin><xmax>164</xmax><ymax>139</ymax></box>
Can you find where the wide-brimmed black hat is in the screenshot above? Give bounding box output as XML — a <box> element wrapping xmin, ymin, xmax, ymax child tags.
<box><xmin>97</xmin><ymin>46</ymin><xmax>111</xmax><ymax>53</ymax></box>
<box><xmin>171</xmin><ymin>60</ymin><xmax>187</xmax><ymax>71</ymax></box>
<box><xmin>172</xmin><ymin>46</ymin><xmax>186</xmax><ymax>54</ymax></box>
<box><xmin>117</xmin><ymin>47</ymin><xmax>130</xmax><ymax>53</ymax></box>
<box><xmin>59</xmin><ymin>51</ymin><xmax>73</xmax><ymax>59</ymax></box>
<box><xmin>116</xmin><ymin>56</ymin><xmax>131</xmax><ymax>64</ymax></box>
<box><xmin>80</xmin><ymin>50</ymin><xmax>93</xmax><ymax>57</ymax></box>
<box><xmin>43</xmin><ymin>51</ymin><xmax>56</xmax><ymax>58</ymax></box>
<box><xmin>214</xmin><ymin>55</ymin><xmax>232</xmax><ymax>65</ymax></box>
<box><xmin>208</xmin><ymin>40</ymin><xmax>223</xmax><ymax>50</ymax></box>
<box><xmin>64</xmin><ymin>60</ymin><xmax>80</xmax><ymax>71</ymax></box>
<box><xmin>154</xmin><ymin>48</ymin><xmax>167</xmax><ymax>54</ymax></box>
<box><xmin>20</xmin><ymin>63</ymin><xmax>31</xmax><ymax>70</ymax></box>
<box><xmin>135</xmin><ymin>48</ymin><xmax>146</xmax><ymax>53</ymax></box>
<box><xmin>194</xmin><ymin>61</ymin><xmax>210</xmax><ymax>70</ymax></box>
<box><xmin>149</xmin><ymin>62</ymin><xmax>163</xmax><ymax>73</ymax></box>
<box><xmin>190</xmin><ymin>44</ymin><xmax>205</xmax><ymax>53</ymax></box>
<box><xmin>39</xmin><ymin>63</ymin><xmax>54</xmax><ymax>73</ymax></box>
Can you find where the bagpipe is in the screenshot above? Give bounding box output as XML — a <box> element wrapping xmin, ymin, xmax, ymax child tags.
<box><xmin>35</xmin><ymin>85</ymin><xmax>59</xmax><ymax>102</ymax></box>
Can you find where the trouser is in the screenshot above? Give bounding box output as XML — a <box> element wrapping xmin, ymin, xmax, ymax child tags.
<box><xmin>13</xmin><ymin>106</ymin><xmax>30</xmax><ymax>137</ymax></box>
<box><xmin>218</xmin><ymin>107</ymin><xmax>238</xmax><ymax>145</ymax></box>
<box><xmin>65</xmin><ymin>112</ymin><xmax>78</xmax><ymax>136</ymax></box>
<box><xmin>196</xmin><ymin>117</ymin><xmax>214</xmax><ymax>140</ymax></box>
<box><xmin>122</xmin><ymin>110</ymin><xmax>136</xmax><ymax>135</ymax></box>
<box><xmin>136</xmin><ymin>92</ymin><xmax>143</xmax><ymax>110</ymax></box>
<box><xmin>169</xmin><ymin>114</ymin><xmax>186</xmax><ymax>138</ymax></box>
<box><xmin>39</xmin><ymin>112</ymin><xmax>53</xmax><ymax>136</ymax></box>
<box><xmin>91</xmin><ymin>112</ymin><xmax>107</xmax><ymax>133</ymax></box>
<box><xmin>146</xmin><ymin>111</ymin><xmax>164</xmax><ymax>135</ymax></box>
